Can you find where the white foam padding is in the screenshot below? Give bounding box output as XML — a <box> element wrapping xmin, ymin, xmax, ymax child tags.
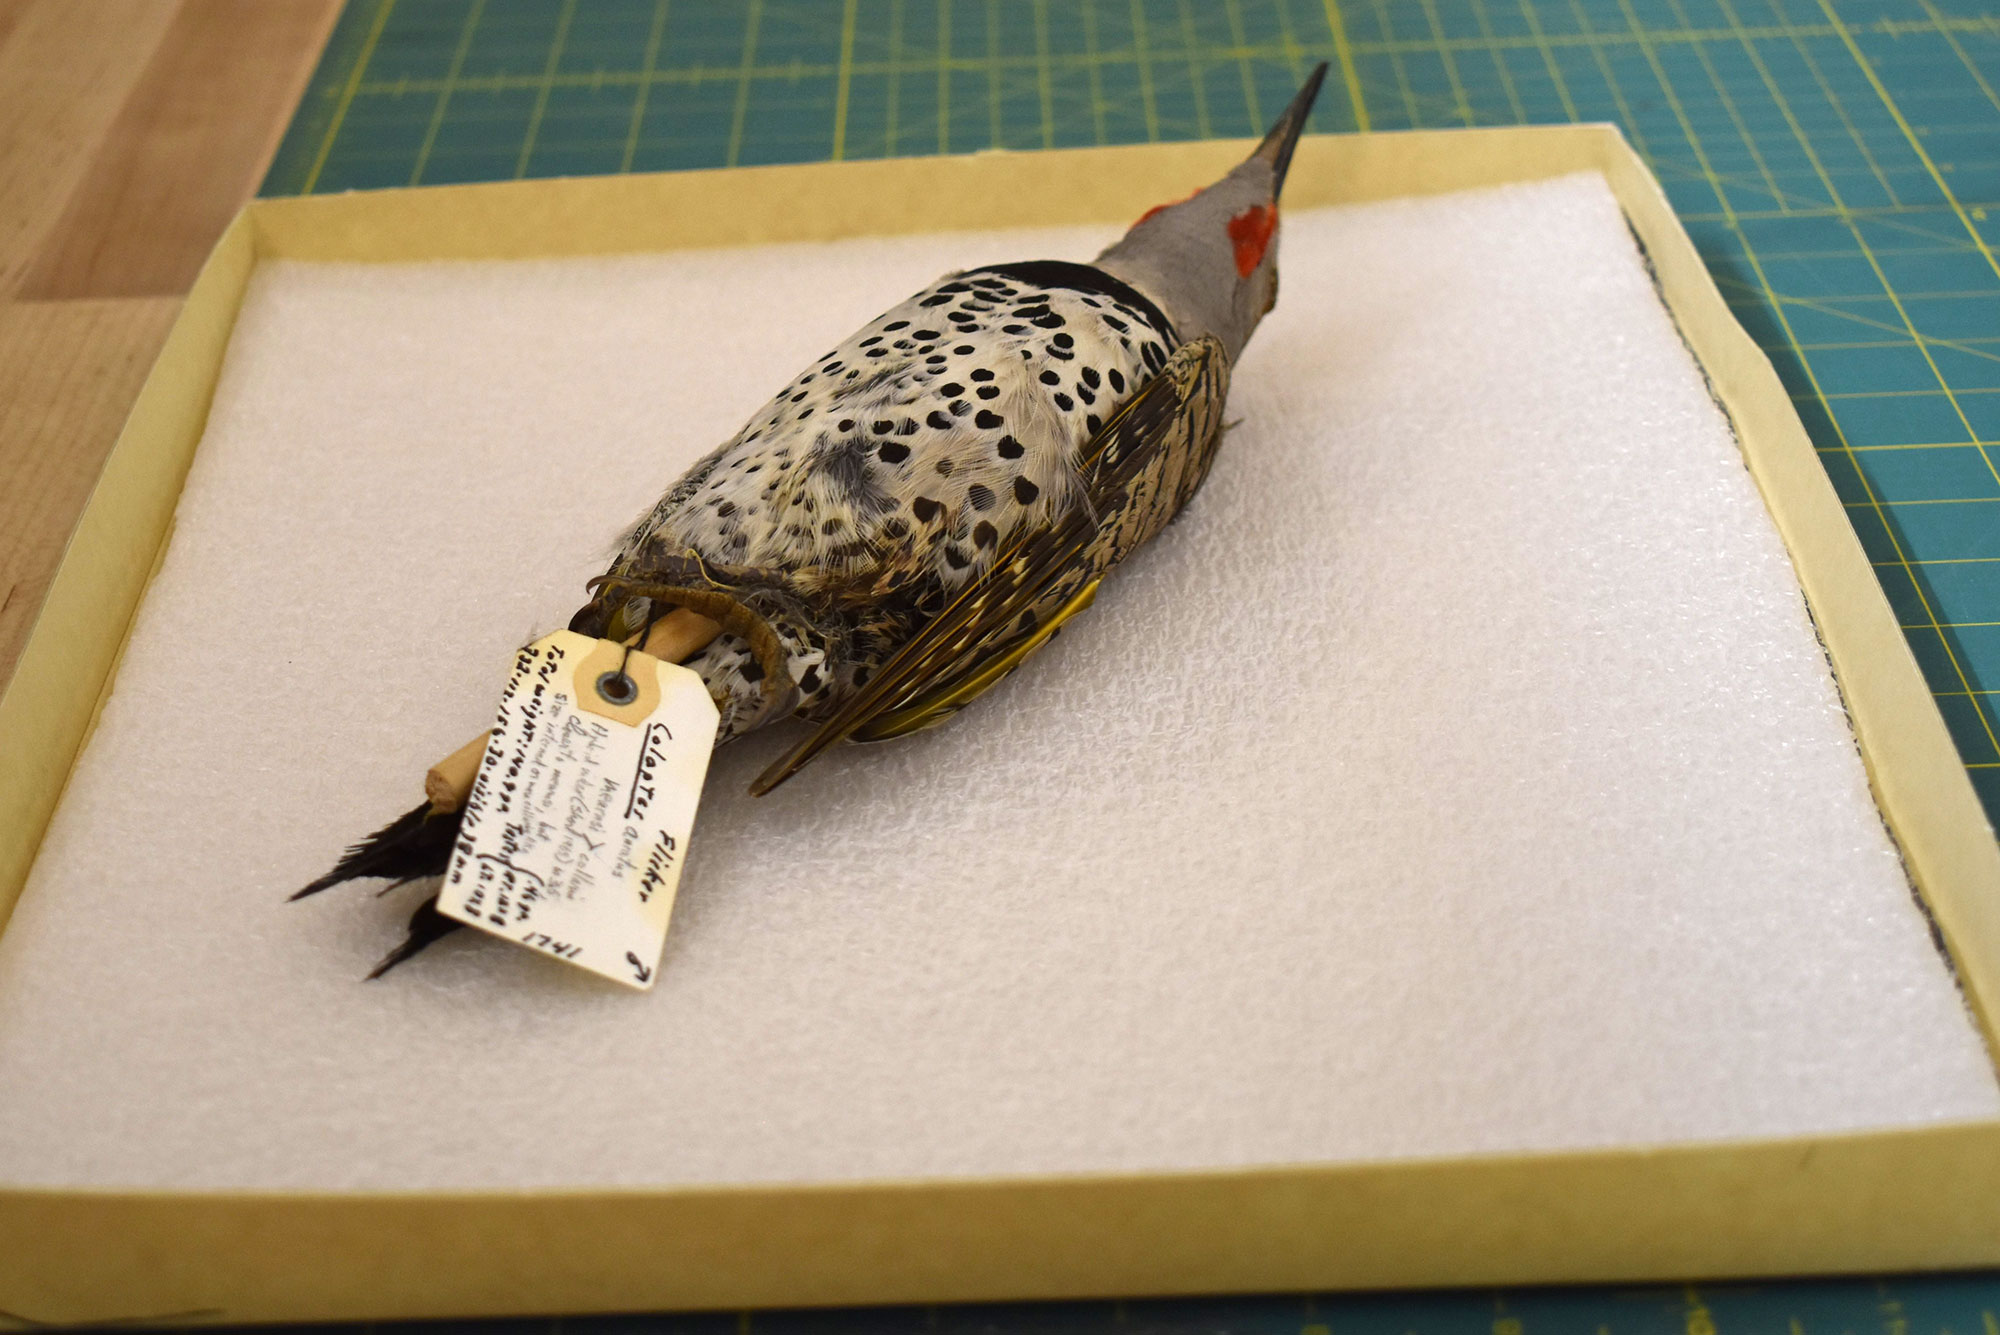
<box><xmin>1</xmin><ymin>173</ymin><xmax>1993</xmax><ymax>1191</ymax></box>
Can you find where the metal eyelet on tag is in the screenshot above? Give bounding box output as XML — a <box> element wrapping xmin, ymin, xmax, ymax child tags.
<box><xmin>573</xmin><ymin>638</ymin><xmax>663</xmax><ymax>726</ymax></box>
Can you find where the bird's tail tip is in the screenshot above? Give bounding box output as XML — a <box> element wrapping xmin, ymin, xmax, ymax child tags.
<box><xmin>365</xmin><ymin>898</ymin><xmax>458</xmax><ymax>980</ymax></box>
<box><xmin>289</xmin><ymin>799</ymin><xmax>446</xmax><ymax>901</ymax></box>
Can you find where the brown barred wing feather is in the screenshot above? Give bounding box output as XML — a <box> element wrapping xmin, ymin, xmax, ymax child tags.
<box><xmin>748</xmin><ymin>335</ymin><xmax>1230</xmax><ymax>796</ymax></box>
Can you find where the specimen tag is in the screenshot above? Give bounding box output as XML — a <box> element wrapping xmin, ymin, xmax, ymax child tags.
<box><xmin>437</xmin><ymin>630</ymin><xmax>720</xmax><ymax>989</ymax></box>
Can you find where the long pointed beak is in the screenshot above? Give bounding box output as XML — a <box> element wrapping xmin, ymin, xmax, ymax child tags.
<box><xmin>1248</xmin><ymin>62</ymin><xmax>1330</xmax><ymax>198</ymax></box>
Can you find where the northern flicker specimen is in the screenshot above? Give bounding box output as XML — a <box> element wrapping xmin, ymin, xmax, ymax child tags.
<box><xmin>297</xmin><ymin>65</ymin><xmax>1329</xmax><ymax>976</ymax></box>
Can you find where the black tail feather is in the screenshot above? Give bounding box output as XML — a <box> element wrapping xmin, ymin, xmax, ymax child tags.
<box><xmin>366</xmin><ymin>895</ymin><xmax>463</xmax><ymax>979</ymax></box>
<box><xmin>291</xmin><ymin>801</ymin><xmax>462</xmax><ymax>901</ymax></box>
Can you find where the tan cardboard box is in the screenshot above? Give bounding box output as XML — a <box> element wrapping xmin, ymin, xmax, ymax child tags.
<box><xmin>3</xmin><ymin>126</ymin><xmax>1998</xmax><ymax>1325</ymax></box>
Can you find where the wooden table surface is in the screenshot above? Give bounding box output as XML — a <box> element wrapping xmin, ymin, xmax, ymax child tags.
<box><xmin>0</xmin><ymin>0</ymin><xmax>339</xmax><ymax>695</ymax></box>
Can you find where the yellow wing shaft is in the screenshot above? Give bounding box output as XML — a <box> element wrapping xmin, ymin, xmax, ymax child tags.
<box><xmin>853</xmin><ymin>580</ymin><xmax>1102</xmax><ymax>741</ymax></box>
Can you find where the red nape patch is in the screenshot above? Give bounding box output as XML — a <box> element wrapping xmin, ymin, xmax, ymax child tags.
<box><xmin>1134</xmin><ymin>190</ymin><xmax>1195</xmax><ymax>227</ymax></box>
<box><xmin>1227</xmin><ymin>204</ymin><xmax>1278</xmax><ymax>277</ymax></box>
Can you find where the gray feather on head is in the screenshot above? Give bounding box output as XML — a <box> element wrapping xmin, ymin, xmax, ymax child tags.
<box><xmin>1094</xmin><ymin>63</ymin><xmax>1328</xmax><ymax>362</ymax></box>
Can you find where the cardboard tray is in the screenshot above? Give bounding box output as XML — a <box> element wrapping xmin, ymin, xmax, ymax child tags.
<box><xmin>3</xmin><ymin>125</ymin><xmax>1999</xmax><ymax>1325</ymax></box>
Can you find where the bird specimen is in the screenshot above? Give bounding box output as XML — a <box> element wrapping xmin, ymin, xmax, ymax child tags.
<box><xmin>295</xmin><ymin>65</ymin><xmax>1330</xmax><ymax>976</ymax></box>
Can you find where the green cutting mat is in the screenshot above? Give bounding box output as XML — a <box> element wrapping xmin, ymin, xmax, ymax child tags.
<box><xmin>254</xmin><ymin>2</ymin><xmax>2000</xmax><ymax>1331</ymax></box>
<box><xmin>201</xmin><ymin>1274</ymin><xmax>2000</xmax><ymax>1335</ymax></box>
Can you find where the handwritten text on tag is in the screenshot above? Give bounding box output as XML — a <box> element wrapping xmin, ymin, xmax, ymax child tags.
<box><xmin>437</xmin><ymin>630</ymin><xmax>720</xmax><ymax>989</ymax></box>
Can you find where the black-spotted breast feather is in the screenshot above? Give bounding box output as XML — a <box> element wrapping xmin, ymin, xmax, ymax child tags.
<box><xmin>749</xmin><ymin>334</ymin><xmax>1231</xmax><ymax>794</ymax></box>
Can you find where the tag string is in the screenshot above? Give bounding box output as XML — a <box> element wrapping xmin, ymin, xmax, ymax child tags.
<box><xmin>615</xmin><ymin>605</ymin><xmax>665</xmax><ymax>679</ymax></box>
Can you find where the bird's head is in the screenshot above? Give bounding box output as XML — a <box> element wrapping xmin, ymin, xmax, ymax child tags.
<box><xmin>1093</xmin><ymin>63</ymin><xmax>1328</xmax><ymax>363</ymax></box>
